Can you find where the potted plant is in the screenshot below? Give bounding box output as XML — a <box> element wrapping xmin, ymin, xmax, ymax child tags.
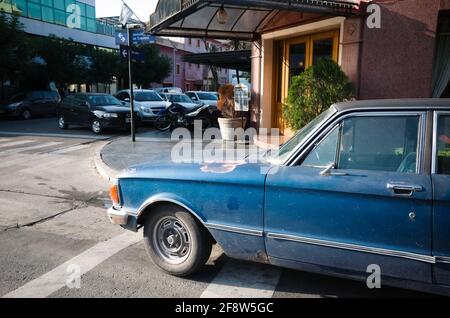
<box><xmin>284</xmin><ymin>58</ymin><xmax>353</xmax><ymax>130</ymax></box>
<box><xmin>217</xmin><ymin>84</ymin><xmax>247</xmax><ymax>141</ymax></box>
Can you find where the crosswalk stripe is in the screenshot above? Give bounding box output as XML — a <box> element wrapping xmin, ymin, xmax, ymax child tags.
<box><xmin>51</xmin><ymin>144</ymin><xmax>91</xmax><ymax>154</ymax></box>
<box><xmin>0</xmin><ymin>140</ymin><xmax>34</xmax><ymax>149</ymax></box>
<box><xmin>0</xmin><ymin>142</ymin><xmax>64</xmax><ymax>155</ymax></box>
<box><xmin>200</xmin><ymin>261</ymin><xmax>282</xmax><ymax>298</ymax></box>
<box><xmin>2</xmin><ymin>231</ymin><xmax>142</xmax><ymax>298</ymax></box>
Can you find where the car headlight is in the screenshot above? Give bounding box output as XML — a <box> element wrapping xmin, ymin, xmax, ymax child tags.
<box><xmin>103</xmin><ymin>113</ymin><xmax>118</xmax><ymax>118</ymax></box>
<box><xmin>94</xmin><ymin>111</ymin><xmax>118</xmax><ymax>118</ymax></box>
<box><xmin>7</xmin><ymin>102</ymin><xmax>22</xmax><ymax>108</ymax></box>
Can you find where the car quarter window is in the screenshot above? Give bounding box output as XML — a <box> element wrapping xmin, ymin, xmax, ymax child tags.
<box><xmin>301</xmin><ymin>114</ymin><xmax>421</xmax><ymax>173</ymax></box>
<box><xmin>436</xmin><ymin>114</ymin><xmax>450</xmax><ymax>175</ymax></box>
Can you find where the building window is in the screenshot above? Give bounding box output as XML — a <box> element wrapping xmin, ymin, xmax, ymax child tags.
<box><xmin>42</xmin><ymin>5</ymin><xmax>54</xmax><ymax>23</ymax></box>
<box><xmin>54</xmin><ymin>9</ymin><xmax>65</xmax><ymax>25</ymax></box>
<box><xmin>176</xmin><ymin>64</ymin><xmax>180</xmax><ymax>75</ymax></box>
<box><xmin>87</xmin><ymin>18</ymin><xmax>96</xmax><ymax>32</ymax></box>
<box><xmin>41</xmin><ymin>0</ymin><xmax>53</xmax><ymax>7</ymax></box>
<box><xmin>27</xmin><ymin>1</ymin><xmax>41</xmax><ymax>20</ymax></box>
<box><xmin>86</xmin><ymin>5</ymin><xmax>95</xmax><ymax>19</ymax></box>
<box><xmin>12</xmin><ymin>0</ymin><xmax>28</xmax><ymax>15</ymax></box>
<box><xmin>54</xmin><ymin>0</ymin><xmax>65</xmax><ymax>10</ymax></box>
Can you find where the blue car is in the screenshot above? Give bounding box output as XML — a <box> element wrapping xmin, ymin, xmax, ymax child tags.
<box><xmin>107</xmin><ymin>99</ymin><xmax>450</xmax><ymax>296</ymax></box>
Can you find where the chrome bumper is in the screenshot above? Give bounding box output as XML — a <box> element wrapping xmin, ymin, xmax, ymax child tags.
<box><xmin>107</xmin><ymin>206</ymin><xmax>128</xmax><ymax>225</ymax></box>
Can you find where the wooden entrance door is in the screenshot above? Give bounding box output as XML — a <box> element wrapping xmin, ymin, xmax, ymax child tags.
<box><xmin>273</xmin><ymin>30</ymin><xmax>339</xmax><ymax>135</ymax></box>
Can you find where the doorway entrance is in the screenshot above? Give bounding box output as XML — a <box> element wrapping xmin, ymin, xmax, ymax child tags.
<box><xmin>272</xmin><ymin>30</ymin><xmax>339</xmax><ymax>135</ymax></box>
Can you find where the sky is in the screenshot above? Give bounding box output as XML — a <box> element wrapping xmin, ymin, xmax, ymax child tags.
<box><xmin>95</xmin><ymin>0</ymin><xmax>158</xmax><ymax>22</ymax></box>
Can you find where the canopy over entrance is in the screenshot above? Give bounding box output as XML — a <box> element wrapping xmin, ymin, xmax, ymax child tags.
<box><xmin>147</xmin><ymin>0</ymin><xmax>360</xmax><ymax>40</ymax></box>
<box><xmin>183</xmin><ymin>50</ymin><xmax>251</xmax><ymax>72</ymax></box>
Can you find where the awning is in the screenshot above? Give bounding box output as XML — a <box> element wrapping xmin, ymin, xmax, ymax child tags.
<box><xmin>147</xmin><ymin>0</ymin><xmax>360</xmax><ymax>40</ymax></box>
<box><xmin>183</xmin><ymin>50</ymin><xmax>251</xmax><ymax>72</ymax></box>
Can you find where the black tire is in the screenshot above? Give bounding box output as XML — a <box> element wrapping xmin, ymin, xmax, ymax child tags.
<box><xmin>22</xmin><ymin>109</ymin><xmax>32</xmax><ymax>120</ymax></box>
<box><xmin>58</xmin><ymin>115</ymin><xmax>68</xmax><ymax>129</ymax></box>
<box><xmin>154</xmin><ymin>115</ymin><xmax>173</xmax><ymax>131</ymax></box>
<box><xmin>91</xmin><ymin>118</ymin><xmax>103</xmax><ymax>134</ymax></box>
<box><xmin>143</xmin><ymin>204</ymin><xmax>212</xmax><ymax>276</ymax></box>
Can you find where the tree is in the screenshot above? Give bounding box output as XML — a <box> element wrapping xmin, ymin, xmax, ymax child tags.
<box><xmin>89</xmin><ymin>48</ymin><xmax>119</xmax><ymax>85</ymax></box>
<box><xmin>0</xmin><ymin>11</ymin><xmax>27</xmax><ymax>99</ymax></box>
<box><xmin>283</xmin><ymin>58</ymin><xmax>353</xmax><ymax>130</ymax></box>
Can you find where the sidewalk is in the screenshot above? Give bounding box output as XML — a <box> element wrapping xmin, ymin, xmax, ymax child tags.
<box><xmin>94</xmin><ymin>129</ymin><xmax>272</xmax><ymax>180</ymax></box>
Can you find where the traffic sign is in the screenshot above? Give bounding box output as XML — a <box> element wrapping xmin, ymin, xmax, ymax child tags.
<box><xmin>115</xmin><ymin>30</ymin><xmax>129</xmax><ymax>46</ymax></box>
<box><xmin>131</xmin><ymin>29</ymin><xmax>155</xmax><ymax>45</ymax></box>
<box><xmin>120</xmin><ymin>46</ymin><xmax>145</xmax><ymax>63</ymax></box>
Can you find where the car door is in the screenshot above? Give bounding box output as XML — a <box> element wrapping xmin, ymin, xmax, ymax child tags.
<box><xmin>29</xmin><ymin>91</ymin><xmax>46</xmax><ymax>115</ymax></box>
<box><xmin>265</xmin><ymin>111</ymin><xmax>433</xmax><ymax>283</ymax></box>
<box><xmin>70</xmin><ymin>95</ymin><xmax>89</xmax><ymax>125</ymax></box>
<box><xmin>432</xmin><ymin>111</ymin><xmax>450</xmax><ymax>286</ymax></box>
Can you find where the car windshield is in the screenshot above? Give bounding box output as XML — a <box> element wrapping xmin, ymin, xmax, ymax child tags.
<box><xmin>197</xmin><ymin>93</ymin><xmax>218</xmax><ymax>101</ymax></box>
<box><xmin>267</xmin><ymin>107</ymin><xmax>337</xmax><ymax>164</ymax></box>
<box><xmin>135</xmin><ymin>91</ymin><xmax>163</xmax><ymax>102</ymax></box>
<box><xmin>88</xmin><ymin>95</ymin><xmax>122</xmax><ymax>106</ymax></box>
<box><xmin>169</xmin><ymin>94</ymin><xmax>193</xmax><ymax>103</ymax></box>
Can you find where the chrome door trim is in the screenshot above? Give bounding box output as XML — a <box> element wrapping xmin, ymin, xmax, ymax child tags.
<box><xmin>436</xmin><ymin>256</ymin><xmax>450</xmax><ymax>264</ymax></box>
<box><xmin>266</xmin><ymin>232</ymin><xmax>436</xmax><ymax>264</ymax></box>
<box><xmin>206</xmin><ymin>223</ymin><xmax>263</xmax><ymax>237</ymax></box>
<box><xmin>432</xmin><ymin>111</ymin><xmax>450</xmax><ymax>174</ymax></box>
<box><xmin>289</xmin><ymin>110</ymin><xmax>427</xmax><ymax>175</ymax></box>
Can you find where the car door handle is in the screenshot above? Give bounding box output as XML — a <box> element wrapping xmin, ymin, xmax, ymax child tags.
<box><xmin>387</xmin><ymin>183</ymin><xmax>423</xmax><ymax>196</ymax></box>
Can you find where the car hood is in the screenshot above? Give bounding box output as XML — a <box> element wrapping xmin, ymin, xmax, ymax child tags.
<box><xmin>96</xmin><ymin>105</ymin><xmax>130</xmax><ymax>113</ymax></box>
<box><xmin>199</xmin><ymin>100</ymin><xmax>218</xmax><ymax>106</ymax></box>
<box><xmin>135</xmin><ymin>101</ymin><xmax>169</xmax><ymax>108</ymax></box>
<box><xmin>117</xmin><ymin>162</ymin><xmax>272</xmax><ymax>187</ymax></box>
<box><xmin>176</xmin><ymin>102</ymin><xmax>200</xmax><ymax>109</ymax></box>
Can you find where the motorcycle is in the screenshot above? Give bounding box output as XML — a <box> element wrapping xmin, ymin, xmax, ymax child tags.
<box><xmin>154</xmin><ymin>103</ymin><xmax>219</xmax><ymax>132</ymax></box>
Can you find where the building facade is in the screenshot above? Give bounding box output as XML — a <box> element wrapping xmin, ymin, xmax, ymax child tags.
<box><xmin>1</xmin><ymin>0</ymin><xmax>116</xmax><ymax>48</ymax></box>
<box><xmin>148</xmin><ymin>0</ymin><xmax>450</xmax><ymax>136</ymax></box>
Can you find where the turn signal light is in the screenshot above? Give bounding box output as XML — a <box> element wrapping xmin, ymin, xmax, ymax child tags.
<box><xmin>110</xmin><ymin>184</ymin><xmax>120</xmax><ymax>205</ymax></box>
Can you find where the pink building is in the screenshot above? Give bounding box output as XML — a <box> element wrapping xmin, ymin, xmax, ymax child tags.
<box><xmin>152</xmin><ymin>37</ymin><xmax>230</xmax><ymax>91</ymax></box>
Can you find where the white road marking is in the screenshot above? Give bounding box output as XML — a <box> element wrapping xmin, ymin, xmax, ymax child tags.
<box><xmin>51</xmin><ymin>144</ymin><xmax>91</xmax><ymax>154</ymax></box>
<box><xmin>0</xmin><ymin>142</ymin><xmax>64</xmax><ymax>154</ymax></box>
<box><xmin>0</xmin><ymin>139</ymin><xmax>34</xmax><ymax>149</ymax></box>
<box><xmin>0</xmin><ymin>131</ymin><xmax>110</xmax><ymax>140</ymax></box>
<box><xmin>200</xmin><ymin>261</ymin><xmax>282</xmax><ymax>298</ymax></box>
<box><xmin>3</xmin><ymin>231</ymin><xmax>142</xmax><ymax>298</ymax></box>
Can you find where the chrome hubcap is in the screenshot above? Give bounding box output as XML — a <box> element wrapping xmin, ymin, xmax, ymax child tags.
<box><xmin>153</xmin><ymin>216</ymin><xmax>191</xmax><ymax>264</ymax></box>
<box><xmin>92</xmin><ymin>121</ymin><xmax>101</xmax><ymax>133</ymax></box>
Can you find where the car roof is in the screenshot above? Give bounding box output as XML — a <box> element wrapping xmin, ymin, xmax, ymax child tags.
<box><xmin>119</xmin><ymin>89</ymin><xmax>156</xmax><ymax>93</ymax></box>
<box><xmin>333</xmin><ymin>99</ymin><xmax>450</xmax><ymax>112</ymax></box>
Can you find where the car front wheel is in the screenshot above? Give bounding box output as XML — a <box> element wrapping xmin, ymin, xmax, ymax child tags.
<box><xmin>22</xmin><ymin>109</ymin><xmax>32</xmax><ymax>120</ymax></box>
<box><xmin>58</xmin><ymin>115</ymin><xmax>68</xmax><ymax>129</ymax></box>
<box><xmin>91</xmin><ymin>119</ymin><xmax>103</xmax><ymax>134</ymax></box>
<box><xmin>143</xmin><ymin>204</ymin><xmax>212</xmax><ymax>276</ymax></box>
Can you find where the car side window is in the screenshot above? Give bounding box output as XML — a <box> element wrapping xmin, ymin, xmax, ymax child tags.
<box><xmin>436</xmin><ymin>115</ymin><xmax>450</xmax><ymax>175</ymax></box>
<box><xmin>301</xmin><ymin>115</ymin><xmax>421</xmax><ymax>173</ymax></box>
<box><xmin>302</xmin><ymin>126</ymin><xmax>340</xmax><ymax>167</ymax></box>
<box><xmin>339</xmin><ymin>116</ymin><xmax>420</xmax><ymax>173</ymax></box>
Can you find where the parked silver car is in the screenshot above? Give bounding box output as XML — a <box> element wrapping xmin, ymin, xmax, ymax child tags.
<box><xmin>185</xmin><ymin>91</ymin><xmax>218</xmax><ymax>107</ymax></box>
<box><xmin>115</xmin><ymin>89</ymin><xmax>170</xmax><ymax>121</ymax></box>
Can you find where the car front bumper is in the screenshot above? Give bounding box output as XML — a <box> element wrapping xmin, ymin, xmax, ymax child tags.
<box><xmin>107</xmin><ymin>206</ymin><xmax>128</xmax><ymax>225</ymax></box>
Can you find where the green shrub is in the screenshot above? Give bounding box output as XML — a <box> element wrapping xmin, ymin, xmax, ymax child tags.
<box><xmin>283</xmin><ymin>58</ymin><xmax>353</xmax><ymax>130</ymax></box>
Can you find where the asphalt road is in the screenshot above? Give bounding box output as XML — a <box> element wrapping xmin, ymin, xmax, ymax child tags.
<box><xmin>0</xmin><ymin>116</ymin><xmax>436</xmax><ymax>298</ymax></box>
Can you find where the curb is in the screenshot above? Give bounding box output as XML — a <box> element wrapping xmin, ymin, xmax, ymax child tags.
<box><xmin>93</xmin><ymin>139</ymin><xmax>120</xmax><ymax>181</ymax></box>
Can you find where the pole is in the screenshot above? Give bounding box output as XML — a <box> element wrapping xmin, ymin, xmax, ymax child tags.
<box><xmin>127</xmin><ymin>25</ymin><xmax>136</xmax><ymax>142</ymax></box>
<box><xmin>172</xmin><ymin>44</ymin><xmax>176</xmax><ymax>86</ymax></box>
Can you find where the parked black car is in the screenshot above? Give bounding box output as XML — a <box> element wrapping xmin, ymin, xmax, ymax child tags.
<box><xmin>57</xmin><ymin>93</ymin><xmax>138</xmax><ymax>134</ymax></box>
<box><xmin>0</xmin><ymin>91</ymin><xmax>60</xmax><ymax>120</ymax></box>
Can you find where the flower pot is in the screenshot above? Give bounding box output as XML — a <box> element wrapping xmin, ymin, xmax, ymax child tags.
<box><xmin>218</xmin><ymin>117</ymin><xmax>247</xmax><ymax>141</ymax></box>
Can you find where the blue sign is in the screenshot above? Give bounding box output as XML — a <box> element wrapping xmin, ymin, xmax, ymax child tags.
<box><xmin>115</xmin><ymin>30</ymin><xmax>129</xmax><ymax>46</ymax></box>
<box><xmin>131</xmin><ymin>30</ymin><xmax>155</xmax><ymax>45</ymax></box>
<box><xmin>120</xmin><ymin>46</ymin><xmax>145</xmax><ymax>63</ymax></box>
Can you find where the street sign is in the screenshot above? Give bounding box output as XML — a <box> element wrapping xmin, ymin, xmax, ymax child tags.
<box><xmin>131</xmin><ymin>29</ymin><xmax>155</xmax><ymax>45</ymax></box>
<box><xmin>115</xmin><ymin>30</ymin><xmax>129</xmax><ymax>46</ymax></box>
<box><xmin>120</xmin><ymin>46</ymin><xmax>145</xmax><ymax>63</ymax></box>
